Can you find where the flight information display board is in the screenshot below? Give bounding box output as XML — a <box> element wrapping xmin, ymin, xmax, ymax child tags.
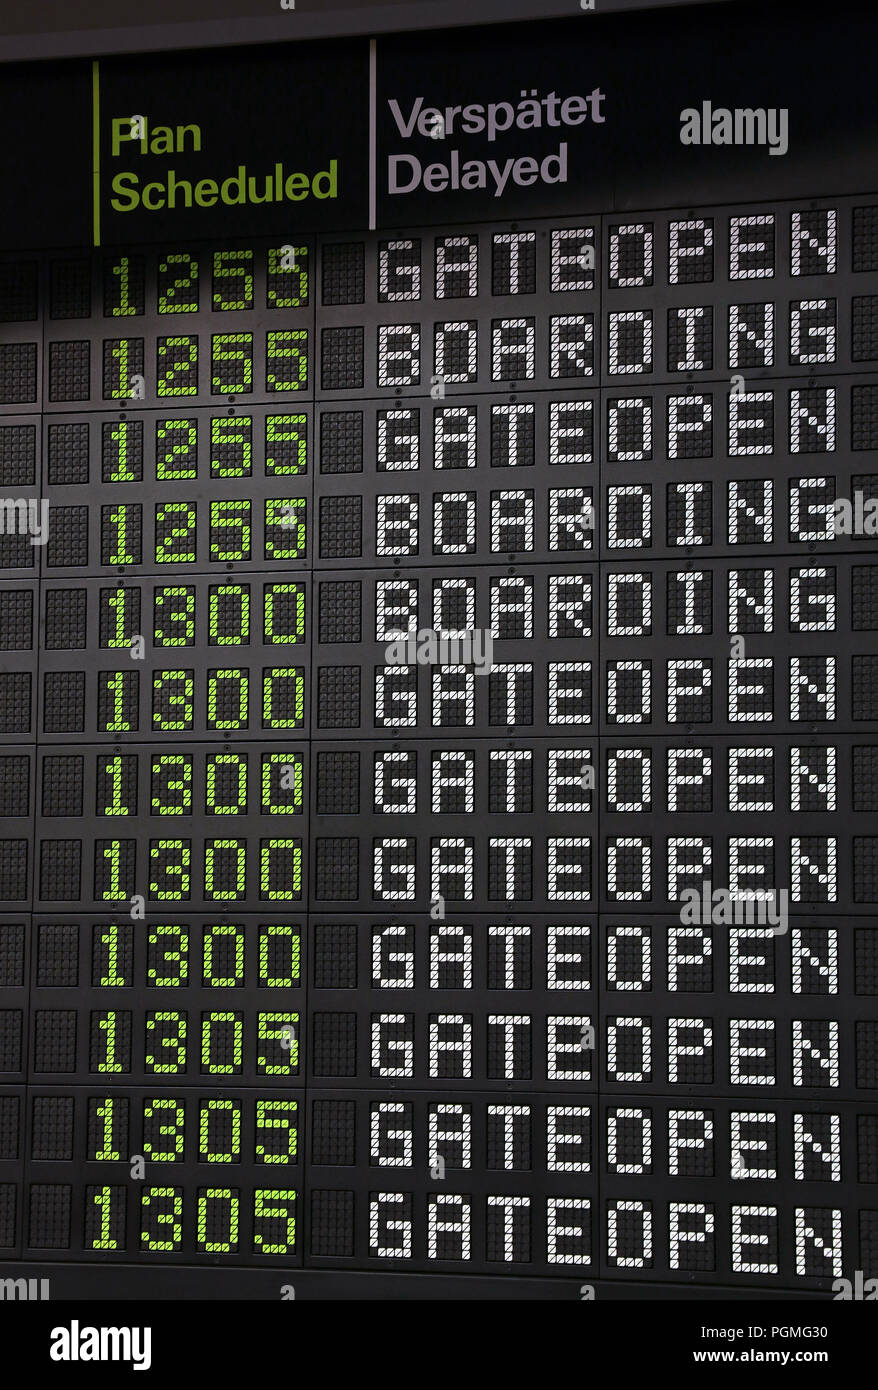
<box><xmin>1</xmin><ymin>80</ymin><xmax>877</xmax><ymax>1294</ymax></box>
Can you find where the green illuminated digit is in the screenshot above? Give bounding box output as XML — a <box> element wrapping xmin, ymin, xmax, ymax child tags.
<box><xmin>209</xmin><ymin>499</ymin><xmax>251</xmax><ymax>562</ymax></box>
<box><xmin>155</xmin><ymin>501</ymin><xmax>196</xmax><ymax>564</ymax></box>
<box><xmin>153</xmin><ymin>586</ymin><xmax>195</xmax><ymax>647</ymax></box>
<box><xmin>204</xmin><ymin>839</ymin><xmax>247</xmax><ymax>901</ymax></box>
<box><xmin>211</xmin><ymin>333</ymin><xmax>253</xmax><ymax>394</ymax></box>
<box><xmin>94</xmin><ymin>1011</ymin><xmax>126</xmax><ymax>1073</ymax></box>
<box><xmin>143</xmin><ymin>1097</ymin><xmax>185</xmax><ymax>1162</ymax></box>
<box><xmin>253</xmin><ymin>1189</ymin><xmax>296</xmax><ymax>1255</ymax></box>
<box><xmin>209</xmin><ymin>584</ymin><xmax>250</xmax><ymax>645</ymax></box>
<box><xmin>206</xmin><ymin>752</ymin><xmax>247</xmax><ymax>815</ymax></box>
<box><xmin>156</xmin><ymin>418</ymin><xmax>197</xmax><ymax>479</ymax></box>
<box><xmin>263</xmin><ymin>582</ymin><xmax>305</xmax><ymax>644</ymax></box>
<box><xmin>267</xmin><ymin>246</ymin><xmax>308</xmax><ymax>309</ymax></box>
<box><xmin>107</xmin><ymin>256</ymin><xmax>142</xmax><ymax>317</ymax></box>
<box><xmin>106</xmin><ymin>339</ymin><xmax>141</xmax><ymax>399</ymax></box>
<box><xmin>255</xmin><ymin>1100</ymin><xmax>298</xmax><ymax>1165</ymax></box>
<box><xmin>257</xmin><ymin>924</ymin><xmax>300</xmax><ymax>988</ymax></box>
<box><xmin>265</xmin><ymin>498</ymin><xmax>305</xmax><ymax>560</ymax></box>
<box><xmin>212</xmin><ymin>249</ymin><xmax>254</xmax><ymax>311</ymax></box>
<box><xmin>262</xmin><ymin>668</ymin><xmax>305</xmax><ymax>729</ymax></box>
<box><xmin>199</xmin><ymin>1099</ymin><xmax>241</xmax><ymax>1163</ymax></box>
<box><xmin>104</xmin><ymin>420</ymin><xmax>139</xmax><ymax>482</ymax></box>
<box><xmin>147</xmin><ymin>924</ymin><xmax>188</xmax><ymax>987</ymax></box>
<box><xmin>151</xmin><ymin>753</ymin><xmax>193</xmax><ymax>815</ymax></box>
<box><xmin>140</xmin><ymin>1187</ymin><xmax>183</xmax><ymax>1252</ymax></box>
<box><xmin>105</xmin><ymin>504</ymin><xmax>137</xmax><ymax>565</ymax></box>
<box><xmin>207</xmin><ymin>669</ymin><xmax>248</xmax><ymax>730</ymax></box>
<box><xmin>149</xmin><ymin>839</ymin><xmax>191</xmax><ymax>900</ymax></box>
<box><xmin>258</xmin><ymin>1012</ymin><xmax>298</xmax><ymax>1075</ymax></box>
<box><xmin>95</xmin><ymin>924</ymin><xmax>128</xmax><ymax>987</ymax></box>
<box><xmin>261</xmin><ymin>753</ymin><xmax>302</xmax><ymax>814</ymax></box>
<box><xmin>158</xmin><ymin>253</ymin><xmax>198</xmax><ymax>314</ymax></box>
<box><xmin>98</xmin><ymin>755</ymin><xmax>133</xmax><ymax>816</ymax></box>
<box><xmin>260</xmin><ymin>841</ymin><xmax>302</xmax><ymax>901</ymax></box>
<box><xmin>202</xmin><ymin>922</ymin><xmax>245</xmax><ymax>986</ymax></box>
<box><xmin>152</xmin><ymin>670</ymin><xmax>194</xmax><ymax>731</ymax></box>
<box><xmin>157</xmin><ymin>336</ymin><xmax>198</xmax><ymax>396</ymax></box>
<box><xmin>92</xmin><ymin>1100</ymin><xmax>122</xmax><ymax>1161</ymax></box>
<box><xmin>145</xmin><ymin>1011</ymin><xmax>187</xmax><ymax>1074</ymax></box>
<box><xmin>99</xmin><ymin>671</ymin><xmax>135</xmax><ymax>733</ymax></box>
<box><xmin>265</xmin><ymin>414</ymin><xmax>307</xmax><ymax>475</ymax></box>
<box><xmin>101</xmin><ymin>587</ymin><xmax>137</xmax><ymax>648</ymax></box>
<box><xmin>211</xmin><ymin>415</ymin><xmax>252</xmax><ymax>477</ymax></box>
<box><xmin>197</xmin><ymin>1189</ymin><xmax>239</xmax><ymax>1253</ymax></box>
<box><xmin>201</xmin><ymin>1011</ymin><xmax>243</xmax><ymax>1074</ymax></box>
<box><xmin>266</xmin><ymin>330</ymin><xmax>308</xmax><ymax>392</ymax></box>
<box><xmin>98</xmin><ymin>841</ymin><xmax>127</xmax><ymax>901</ymax></box>
<box><xmin>89</xmin><ymin>1187</ymin><xmax>121</xmax><ymax>1250</ymax></box>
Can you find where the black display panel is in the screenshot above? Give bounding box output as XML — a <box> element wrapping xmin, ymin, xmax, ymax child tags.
<box><xmin>1</xmin><ymin>13</ymin><xmax>877</xmax><ymax>1301</ymax></box>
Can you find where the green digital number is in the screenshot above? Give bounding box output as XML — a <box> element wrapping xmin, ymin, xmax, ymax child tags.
<box><xmin>211</xmin><ymin>415</ymin><xmax>252</xmax><ymax>477</ymax></box>
<box><xmin>140</xmin><ymin>1187</ymin><xmax>183</xmax><ymax>1251</ymax></box>
<box><xmin>149</xmin><ymin>839</ymin><xmax>191</xmax><ymax>900</ymax></box>
<box><xmin>265</xmin><ymin>413</ymin><xmax>307</xmax><ymax>475</ymax></box>
<box><xmin>263</xmin><ymin>582</ymin><xmax>305</xmax><ymax>644</ymax></box>
<box><xmin>257</xmin><ymin>924</ymin><xmax>301</xmax><ymax>988</ymax></box>
<box><xmin>204</xmin><ymin>839</ymin><xmax>247</xmax><ymax>901</ymax></box>
<box><xmin>261</xmin><ymin>753</ymin><xmax>302</xmax><ymax>814</ymax></box>
<box><xmin>199</xmin><ymin>1098</ymin><xmax>241</xmax><ymax>1163</ymax></box>
<box><xmin>155</xmin><ymin>501</ymin><xmax>197</xmax><ymax>564</ymax></box>
<box><xmin>265</xmin><ymin>330</ymin><xmax>307</xmax><ymax>392</ymax></box>
<box><xmin>207</xmin><ymin>668</ymin><xmax>248</xmax><ymax>731</ymax></box>
<box><xmin>98</xmin><ymin>670</ymin><xmax>136</xmax><ymax>733</ymax></box>
<box><xmin>147</xmin><ymin>924</ymin><xmax>189</xmax><ymax>987</ymax></box>
<box><xmin>201</xmin><ymin>1011</ymin><xmax>243</xmax><ymax>1075</ymax></box>
<box><xmin>265</xmin><ymin>498</ymin><xmax>305</xmax><ymax>560</ymax></box>
<box><xmin>255</xmin><ymin>1099</ymin><xmax>298</xmax><ymax>1166</ymax></box>
<box><xmin>197</xmin><ymin>1189</ymin><xmax>239</xmax><ymax>1253</ymax></box>
<box><xmin>91</xmin><ymin>1099</ymin><xmax>122</xmax><ymax>1161</ymax></box>
<box><xmin>262</xmin><ymin>668</ymin><xmax>305</xmax><ymax>729</ymax></box>
<box><xmin>103</xmin><ymin>420</ymin><xmax>140</xmax><ymax>482</ymax></box>
<box><xmin>145</xmin><ymin>1012</ymin><xmax>187</xmax><ymax>1075</ymax></box>
<box><xmin>153</xmin><ymin>586</ymin><xmax>195</xmax><ymax>647</ymax></box>
<box><xmin>152</xmin><ymin>670</ymin><xmax>194</xmax><ymax>731</ymax></box>
<box><xmin>258</xmin><ymin>1012</ymin><xmax>299</xmax><ymax>1076</ymax></box>
<box><xmin>93</xmin><ymin>1011</ymin><xmax>127</xmax><ymax>1073</ymax></box>
<box><xmin>97</xmin><ymin>754</ymin><xmax>135</xmax><ymax>816</ymax></box>
<box><xmin>211</xmin><ymin>332</ymin><xmax>253</xmax><ymax>394</ymax></box>
<box><xmin>210</xmin><ymin>499</ymin><xmax>251</xmax><ymax>562</ymax></box>
<box><xmin>209</xmin><ymin>584</ymin><xmax>250</xmax><ymax>645</ymax></box>
<box><xmin>157</xmin><ymin>336</ymin><xmax>198</xmax><ymax>396</ymax></box>
<box><xmin>202</xmin><ymin>922</ymin><xmax>245</xmax><ymax>986</ymax></box>
<box><xmin>156</xmin><ymin>417</ymin><xmax>197</xmax><ymax>479</ymax></box>
<box><xmin>212</xmin><ymin>249</ymin><xmax>254</xmax><ymax>311</ymax></box>
<box><xmin>101</xmin><ymin>586</ymin><xmax>137</xmax><ymax>648</ymax></box>
<box><xmin>267</xmin><ymin>246</ymin><xmax>308</xmax><ymax>309</ymax></box>
<box><xmin>97</xmin><ymin>841</ymin><xmax>129</xmax><ymax>901</ymax></box>
<box><xmin>88</xmin><ymin>1187</ymin><xmax>122</xmax><ymax>1250</ymax></box>
<box><xmin>106</xmin><ymin>255</ymin><xmax>143</xmax><ymax>316</ymax></box>
<box><xmin>105</xmin><ymin>338</ymin><xmax>142</xmax><ymax>399</ymax></box>
<box><xmin>206</xmin><ymin>752</ymin><xmax>247</xmax><ymax>815</ymax></box>
<box><xmin>94</xmin><ymin>924</ymin><xmax>130</xmax><ymax>987</ymax></box>
<box><xmin>158</xmin><ymin>253</ymin><xmax>198</xmax><ymax>314</ymax></box>
<box><xmin>151</xmin><ymin>753</ymin><xmax>193</xmax><ymax>816</ymax></box>
<box><xmin>143</xmin><ymin>1097</ymin><xmax>185</xmax><ymax>1162</ymax></box>
<box><xmin>104</xmin><ymin>503</ymin><xmax>139</xmax><ymax>565</ymax></box>
<box><xmin>260</xmin><ymin>841</ymin><xmax>302</xmax><ymax>901</ymax></box>
<box><xmin>253</xmin><ymin>1189</ymin><xmax>296</xmax><ymax>1255</ymax></box>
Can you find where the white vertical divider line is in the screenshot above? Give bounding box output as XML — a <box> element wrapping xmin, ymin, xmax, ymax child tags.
<box><xmin>369</xmin><ymin>38</ymin><xmax>377</xmax><ymax>230</ymax></box>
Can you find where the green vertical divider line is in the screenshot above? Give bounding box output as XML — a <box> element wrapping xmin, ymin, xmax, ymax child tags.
<box><xmin>92</xmin><ymin>60</ymin><xmax>101</xmax><ymax>246</ymax></box>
